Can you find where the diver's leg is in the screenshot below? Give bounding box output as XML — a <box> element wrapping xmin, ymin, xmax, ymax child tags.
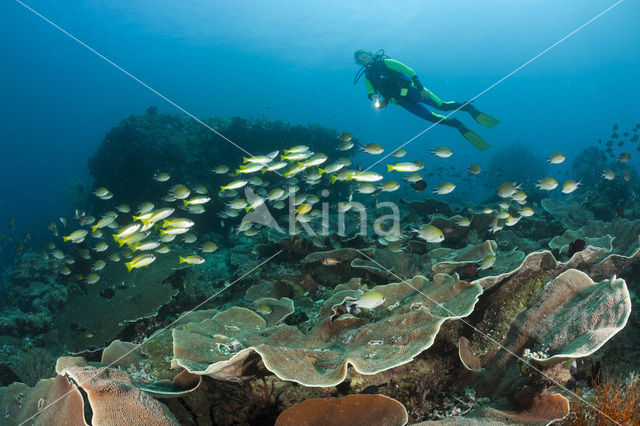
<box><xmin>399</xmin><ymin>100</ymin><xmax>446</xmax><ymax>124</ymax></box>
<box><xmin>419</xmin><ymin>88</ymin><xmax>500</xmax><ymax>128</ymax></box>
<box><xmin>419</xmin><ymin>88</ymin><xmax>462</xmax><ymax>110</ymax></box>
<box><xmin>399</xmin><ymin>100</ymin><xmax>490</xmax><ymax>150</ymax></box>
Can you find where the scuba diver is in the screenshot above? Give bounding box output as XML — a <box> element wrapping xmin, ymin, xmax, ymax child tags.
<box><xmin>354</xmin><ymin>49</ymin><xmax>499</xmax><ymax>150</ymax></box>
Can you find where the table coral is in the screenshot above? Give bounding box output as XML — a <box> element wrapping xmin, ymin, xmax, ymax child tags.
<box><xmin>172</xmin><ymin>274</ymin><xmax>482</xmax><ymax>387</ymax></box>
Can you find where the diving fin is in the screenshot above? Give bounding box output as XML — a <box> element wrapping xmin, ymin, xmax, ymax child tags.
<box><xmin>462</xmin><ymin>130</ymin><xmax>490</xmax><ymax>151</ymax></box>
<box><xmin>472</xmin><ymin>111</ymin><xmax>500</xmax><ymax>128</ymax></box>
<box><xmin>464</xmin><ymin>103</ymin><xmax>500</xmax><ymax>128</ymax></box>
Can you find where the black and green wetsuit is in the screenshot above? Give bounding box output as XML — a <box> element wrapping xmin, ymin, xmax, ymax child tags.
<box><xmin>361</xmin><ymin>57</ymin><xmax>498</xmax><ymax>150</ymax></box>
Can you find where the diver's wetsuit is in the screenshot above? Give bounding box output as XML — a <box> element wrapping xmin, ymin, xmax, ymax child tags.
<box><xmin>363</xmin><ymin>58</ymin><xmax>469</xmax><ymax>131</ymax></box>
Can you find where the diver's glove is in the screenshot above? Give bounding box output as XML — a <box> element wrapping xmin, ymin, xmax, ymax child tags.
<box><xmin>411</xmin><ymin>75</ymin><xmax>424</xmax><ymax>91</ymax></box>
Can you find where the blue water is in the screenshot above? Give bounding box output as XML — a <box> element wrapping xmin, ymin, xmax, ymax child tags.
<box><xmin>1</xmin><ymin>0</ymin><xmax>639</xmax><ymax>268</ymax></box>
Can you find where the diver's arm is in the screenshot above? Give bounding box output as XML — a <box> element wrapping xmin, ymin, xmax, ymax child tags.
<box><xmin>383</xmin><ymin>59</ymin><xmax>416</xmax><ymax>78</ymax></box>
<box><xmin>364</xmin><ymin>77</ymin><xmax>387</xmax><ymax>108</ymax></box>
<box><xmin>384</xmin><ymin>59</ymin><xmax>423</xmax><ymax>90</ymax></box>
<box><xmin>364</xmin><ymin>77</ymin><xmax>376</xmax><ymax>98</ymax></box>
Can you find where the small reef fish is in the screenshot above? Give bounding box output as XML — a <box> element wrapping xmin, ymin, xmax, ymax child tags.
<box><xmin>135</xmin><ymin>208</ymin><xmax>175</xmax><ymax>227</ymax></box>
<box><xmin>497</xmin><ymin>182</ymin><xmax>520</xmax><ymax>198</ymax></box>
<box><xmin>519</xmin><ymin>207</ymin><xmax>534</xmax><ymax>217</ymax></box>
<box><xmin>93</xmin><ymin>241</ymin><xmax>109</xmax><ymax>252</ymax></box>
<box><xmin>213</xmin><ymin>165</ymin><xmax>230</xmax><ymax>174</ymax></box>
<box><xmin>512</xmin><ymin>190</ymin><xmax>527</xmax><ymax>201</ymax></box>
<box><xmin>160</xmin><ymin>227</ymin><xmax>189</xmax><ymax>236</ymax></box>
<box><xmin>236</xmin><ymin>163</ymin><xmax>265</xmax><ymax>174</ymax></box>
<box><xmin>495</xmin><ymin>210</ymin><xmax>510</xmax><ymax>220</ymax></box>
<box><xmin>183</xmin><ymin>196</ymin><xmax>211</xmax><ymax>206</ymax></box>
<box><xmin>348</xmin><ymin>291</ymin><xmax>385</xmax><ymax>309</ymax></box>
<box><xmin>505</xmin><ymin>215</ymin><xmax>521</xmax><ymax>226</ymax></box>
<box><xmin>547</xmin><ymin>153</ymin><xmax>565</xmax><ymax>164</ymax></box>
<box><xmin>193</xmin><ymin>185</ymin><xmax>208</xmax><ymax>195</ymax></box>
<box><xmin>114</xmin><ymin>223</ymin><xmax>141</xmax><ymax>241</ymax></box>
<box><xmin>602</xmin><ymin>169</ymin><xmax>615</xmax><ymax>180</ymax></box>
<box><xmin>413</xmin><ymin>224</ymin><xmax>445</xmax><ymax>243</ymax></box>
<box><xmin>454</xmin><ymin>216</ymin><xmax>471</xmax><ymax>227</ymax></box>
<box><xmin>283</xmin><ymin>164</ymin><xmax>305</xmax><ymax>178</ymax></box>
<box><xmin>338</xmin><ymin>140</ymin><xmax>354</xmax><ymax>151</ymax></box>
<box><xmin>154</xmin><ymin>172</ymin><xmax>170</xmax><ymax>182</ymax></box>
<box><xmin>410</xmin><ymin>180</ymin><xmax>427</xmax><ymax>192</ymax></box>
<box><xmin>281</xmin><ymin>152</ymin><xmax>312</xmax><ymax>162</ymax></box>
<box><xmin>200</xmin><ymin>242</ymin><xmax>218</xmax><ymax>253</ymax></box>
<box><xmin>295</xmin><ymin>203</ymin><xmax>312</xmax><ymax>215</ymax></box>
<box><xmin>243</xmin><ymin>154</ymin><xmax>276</xmax><ymax>164</ymax></box>
<box><xmin>321</xmin><ymin>258</ymin><xmax>342</xmax><ymax>265</ymax></box>
<box><xmin>254</xmin><ymin>304</ymin><xmax>272</xmax><ymax>315</ymax></box>
<box><xmin>186</xmin><ymin>205</ymin><xmax>205</xmax><ymax>214</ymax></box>
<box><xmin>118</xmin><ymin>231</ymin><xmax>150</xmax><ymax>247</ymax></box>
<box><xmin>116</xmin><ymin>204</ymin><xmax>131</xmax><ymax>213</ymax></box>
<box><xmin>245</xmin><ymin>197</ymin><xmax>266</xmax><ymax>212</ymax></box>
<box><xmin>346</xmin><ymin>171</ymin><xmax>383</xmax><ymax>182</ymax></box>
<box><xmin>284</xmin><ymin>145</ymin><xmax>310</xmax><ymax>154</ymax></box>
<box><xmin>179</xmin><ymin>255</ymin><xmax>205</xmax><ymax>265</ymax></box>
<box><xmin>125</xmin><ymin>254</ymin><xmax>156</xmax><ymax>272</ymax></box>
<box><xmin>132</xmin><ymin>241</ymin><xmax>161</xmax><ymax>252</ymax></box>
<box><xmin>433</xmin><ymin>182</ymin><xmax>456</xmax><ymax>195</ymax></box>
<box><xmin>536</xmin><ymin>177</ymin><xmax>558</xmax><ymax>191</ymax></box>
<box><xmin>392</xmin><ymin>149</ymin><xmax>406</xmax><ymax>158</ymax></box>
<box><xmin>356</xmin><ymin>183</ymin><xmax>377</xmax><ymax>194</ymax></box>
<box><xmin>359</xmin><ymin>143</ymin><xmax>384</xmax><ymax>155</ymax></box>
<box><xmin>183</xmin><ymin>233</ymin><xmax>198</xmax><ymax>244</ymax></box>
<box><xmin>561</xmin><ymin>180</ymin><xmax>581</xmax><ymax>194</ymax></box>
<box><xmin>405</xmin><ymin>173</ymin><xmax>423</xmax><ymax>183</ymax></box>
<box><xmin>263</xmin><ymin>162</ymin><xmax>288</xmax><ymax>173</ymax></box>
<box><xmin>137</xmin><ymin>202</ymin><xmax>155</xmax><ymax>214</ymax></box>
<box><xmin>380</xmin><ymin>181</ymin><xmax>400</xmax><ymax>192</ymax></box>
<box><xmin>91</xmin><ymin>214</ymin><xmax>117</xmax><ymax>233</ymax></box>
<box><xmin>156</xmin><ymin>245</ymin><xmax>171</xmax><ymax>254</ymax></box>
<box><xmin>93</xmin><ymin>187</ymin><xmax>109</xmax><ymax>198</ymax></box>
<box><xmin>468</xmin><ymin>164</ymin><xmax>482</xmax><ymax>175</ymax></box>
<box><xmin>86</xmin><ymin>273</ymin><xmax>100</xmax><ymax>284</ymax></box>
<box><xmin>92</xmin><ymin>260</ymin><xmax>106</xmax><ymax>271</ymax></box>
<box><xmin>63</xmin><ymin>229</ymin><xmax>88</xmax><ymax>243</ymax></box>
<box><xmin>227</xmin><ymin>199</ymin><xmax>248</xmax><ymax>210</ymax></box>
<box><xmin>171</xmin><ymin>184</ymin><xmax>191</xmax><ymax>199</ymax></box>
<box><xmin>478</xmin><ymin>255</ymin><xmax>496</xmax><ymax>270</ymax></box>
<box><xmin>338</xmin><ymin>132</ymin><xmax>352</xmax><ymax>142</ymax></box>
<box><xmin>387</xmin><ymin>162</ymin><xmax>423</xmax><ymax>173</ymax></box>
<box><xmin>330</xmin><ymin>171</ymin><xmax>350</xmax><ymax>184</ymax></box>
<box><xmin>431</xmin><ymin>146</ymin><xmax>452</xmax><ymax>158</ymax></box>
<box><xmin>220</xmin><ymin>180</ymin><xmax>248</xmax><ymax>191</ymax></box>
<box><xmin>618</xmin><ymin>152</ymin><xmax>631</xmax><ymax>162</ymax></box>
<box><xmin>248</xmin><ymin>177</ymin><xmax>264</xmax><ymax>186</ymax></box>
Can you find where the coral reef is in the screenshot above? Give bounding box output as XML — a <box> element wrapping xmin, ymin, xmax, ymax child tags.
<box><xmin>1</xmin><ymin>114</ymin><xmax>639</xmax><ymax>424</ymax></box>
<box><xmin>275</xmin><ymin>394</ymin><xmax>408</xmax><ymax>426</ymax></box>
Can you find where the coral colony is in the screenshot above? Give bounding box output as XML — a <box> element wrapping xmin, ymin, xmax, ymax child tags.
<box><xmin>1</xmin><ymin>113</ymin><xmax>639</xmax><ymax>424</ymax></box>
